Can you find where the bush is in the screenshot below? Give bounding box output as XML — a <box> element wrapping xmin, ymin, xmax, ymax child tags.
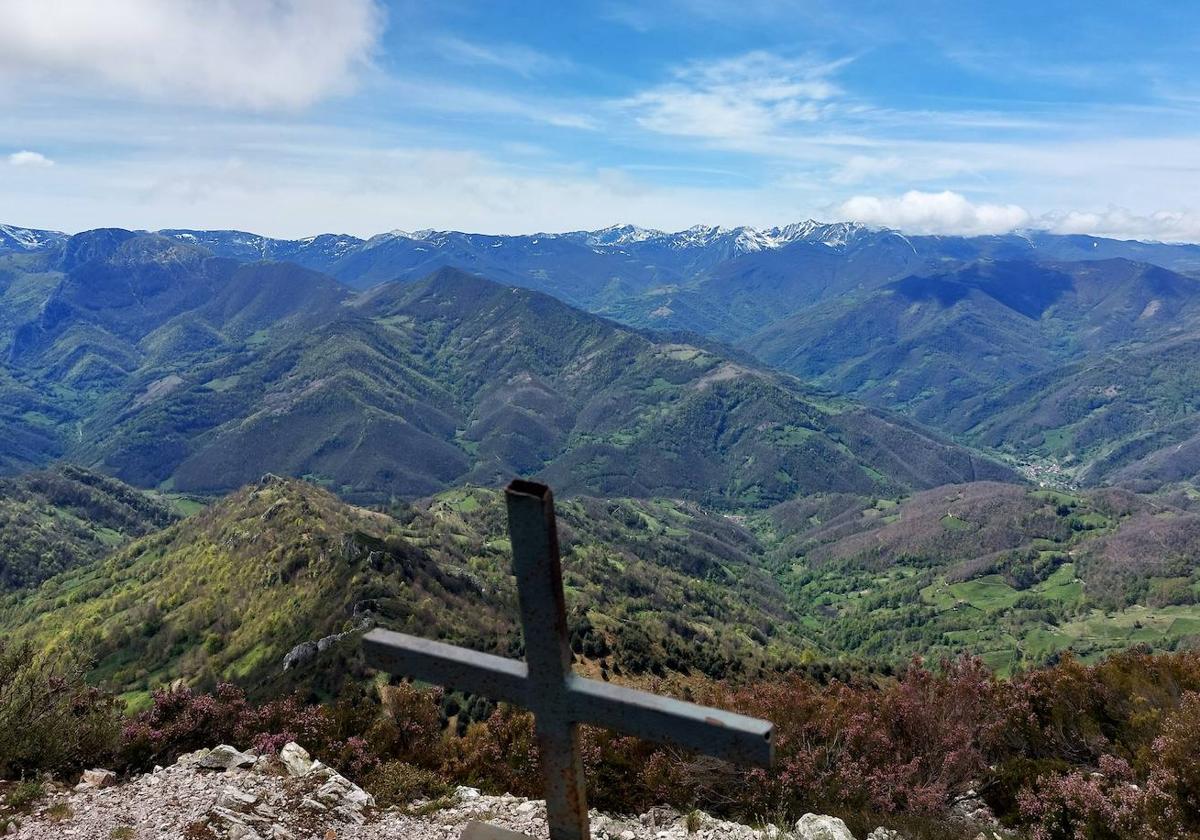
<box><xmin>364</xmin><ymin>761</ymin><xmax>452</xmax><ymax>808</ymax></box>
<box><xmin>0</xmin><ymin>640</ymin><xmax>122</xmax><ymax>780</ymax></box>
<box><xmin>119</xmin><ymin>682</ymin><xmax>330</xmax><ymax>772</ymax></box>
<box><xmin>1017</xmin><ymin>755</ymin><xmax>1152</xmax><ymax>840</ymax></box>
<box><xmin>5</xmin><ymin>780</ymin><xmax>45</xmax><ymax>809</ymax></box>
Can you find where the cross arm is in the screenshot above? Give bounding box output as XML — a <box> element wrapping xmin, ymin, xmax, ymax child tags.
<box><xmin>363</xmin><ymin>628</ymin><xmax>532</xmax><ymax>706</ymax></box>
<box><xmin>565</xmin><ymin>675</ymin><xmax>774</xmax><ymax>767</ymax></box>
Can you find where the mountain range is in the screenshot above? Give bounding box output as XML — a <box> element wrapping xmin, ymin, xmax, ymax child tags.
<box><xmin>4</xmin><ymin>218</ymin><xmax>1200</xmax><ymax>691</ymax></box>
<box><xmin>6</xmin><ymin>220</ymin><xmax>1200</xmax><ymax>489</ymax></box>
<box><xmin>0</xmin><ymin>226</ymin><xmax>1010</xmax><ymax>505</ymax></box>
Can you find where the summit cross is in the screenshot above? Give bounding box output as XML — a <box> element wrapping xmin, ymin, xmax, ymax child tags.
<box><xmin>362</xmin><ymin>479</ymin><xmax>774</xmax><ymax>840</ymax></box>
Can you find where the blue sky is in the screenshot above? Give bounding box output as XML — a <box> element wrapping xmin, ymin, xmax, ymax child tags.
<box><xmin>1</xmin><ymin>0</ymin><xmax>1199</xmax><ymax>240</ymax></box>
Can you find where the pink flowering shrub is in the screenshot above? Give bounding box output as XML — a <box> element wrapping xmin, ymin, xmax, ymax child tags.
<box><xmin>1017</xmin><ymin>756</ymin><xmax>1155</xmax><ymax>840</ymax></box>
<box><xmin>7</xmin><ymin>639</ymin><xmax>1200</xmax><ymax>836</ymax></box>
<box><xmin>120</xmin><ymin>683</ymin><xmax>333</xmax><ymax>771</ymax></box>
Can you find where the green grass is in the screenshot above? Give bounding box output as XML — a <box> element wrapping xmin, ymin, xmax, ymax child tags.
<box><xmin>940</xmin><ymin>514</ymin><xmax>972</xmax><ymax>531</ymax></box>
<box><xmin>948</xmin><ymin>575</ymin><xmax>1021</xmax><ymax>610</ymax></box>
<box><xmin>202</xmin><ymin>375</ymin><xmax>241</xmax><ymax>392</ymax></box>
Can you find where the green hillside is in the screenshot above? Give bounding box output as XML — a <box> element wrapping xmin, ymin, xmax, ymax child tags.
<box><xmin>0</xmin><ymin>476</ymin><xmax>803</xmax><ymax>707</ymax></box>
<box><xmin>0</xmin><ymin>464</ymin><xmax>176</xmax><ymax>591</ymax></box>
<box><xmin>956</xmin><ymin>334</ymin><xmax>1200</xmax><ymax>489</ymax></box>
<box><xmin>759</xmin><ymin>481</ymin><xmax>1200</xmax><ymax>672</ymax></box>
<box><xmin>744</xmin><ymin>259</ymin><xmax>1200</xmax><ymax>428</ymax></box>
<box><xmin>0</xmin><ymin>233</ymin><xmax>1015</xmax><ymax>507</ymax></box>
<box><xmin>5</xmin><ymin>471</ymin><xmax>1200</xmax><ymax>705</ymax></box>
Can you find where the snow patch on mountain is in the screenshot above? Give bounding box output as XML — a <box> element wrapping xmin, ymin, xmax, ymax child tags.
<box><xmin>554</xmin><ymin>220</ymin><xmax>879</xmax><ymax>254</ymax></box>
<box><xmin>0</xmin><ymin>224</ymin><xmax>67</xmax><ymax>251</ymax></box>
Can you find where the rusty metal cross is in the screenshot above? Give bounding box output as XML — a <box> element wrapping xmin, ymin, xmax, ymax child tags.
<box><xmin>363</xmin><ymin>479</ymin><xmax>774</xmax><ymax>840</ymax></box>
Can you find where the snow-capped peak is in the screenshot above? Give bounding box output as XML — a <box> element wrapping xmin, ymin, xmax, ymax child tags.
<box><xmin>0</xmin><ymin>223</ymin><xmax>67</xmax><ymax>251</ymax></box>
<box><xmin>563</xmin><ymin>224</ymin><xmax>665</xmax><ymax>246</ymax></box>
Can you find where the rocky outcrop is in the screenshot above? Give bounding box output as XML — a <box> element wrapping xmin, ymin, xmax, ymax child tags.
<box><xmin>281</xmin><ymin>611</ymin><xmax>374</xmax><ymax>672</ymax></box>
<box><xmin>9</xmin><ymin>742</ymin><xmax>375</xmax><ymax>840</ymax></box>
<box><xmin>6</xmin><ymin>743</ymin><xmax>922</xmax><ymax>840</ymax></box>
<box><xmin>794</xmin><ymin>813</ymin><xmax>856</xmax><ymax>840</ymax></box>
<box><xmin>74</xmin><ymin>768</ymin><xmax>117</xmax><ymax>791</ymax></box>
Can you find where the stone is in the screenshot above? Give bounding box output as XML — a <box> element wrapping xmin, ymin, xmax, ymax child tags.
<box><xmin>867</xmin><ymin>829</ymin><xmax>904</xmax><ymax>840</ymax></box>
<box><xmin>315</xmin><ymin>773</ymin><xmax>375</xmax><ymax>810</ymax></box>
<box><xmin>950</xmin><ymin>791</ymin><xmax>998</xmax><ymax>827</ymax></box>
<box><xmin>228</xmin><ymin>824</ymin><xmax>263</xmax><ymax>840</ymax></box>
<box><xmin>460</xmin><ymin>823</ymin><xmax>536</xmax><ymax>840</ymax></box>
<box><xmin>307</xmin><ymin>760</ymin><xmax>339</xmax><ymax>782</ymax></box>
<box><xmin>217</xmin><ymin>785</ymin><xmax>259</xmax><ymax>811</ymax></box>
<box><xmin>10</xmin><ymin>746</ymin><xmax>850</xmax><ymax>840</ymax></box>
<box><xmin>795</xmin><ymin>813</ymin><xmax>856</xmax><ymax>840</ymax></box>
<box><xmin>253</xmin><ymin>754</ymin><xmax>286</xmax><ymax>776</ymax></box>
<box><xmin>176</xmin><ymin>748</ymin><xmax>213</xmax><ymax>766</ymax></box>
<box><xmin>282</xmin><ymin>641</ymin><xmax>318</xmax><ymax>671</ymax></box>
<box><xmin>197</xmin><ymin>745</ymin><xmax>257</xmax><ymax>770</ymax></box>
<box><xmin>80</xmin><ymin>769</ymin><xmax>118</xmax><ymax>789</ymax></box>
<box><xmin>333</xmin><ymin>804</ymin><xmax>367</xmax><ymax>825</ymax></box>
<box><xmin>279</xmin><ymin>742</ymin><xmax>313</xmax><ymax>778</ymax></box>
<box><xmin>640</xmin><ymin>806</ymin><xmax>681</xmax><ymax>828</ymax></box>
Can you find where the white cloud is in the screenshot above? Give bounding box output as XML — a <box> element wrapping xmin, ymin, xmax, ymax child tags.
<box><xmin>1040</xmin><ymin>207</ymin><xmax>1200</xmax><ymax>243</ymax></box>
<box><xmin>624</xmin><ymin>52</ymin><xmax>846</xmax><ymax>143</ymax></box>
<box><xmin>836</xmin><ymin>190</ymin><xmax>1031</xmax><ymax>235</ymax></box>
<box><xmin>833</xmin><ymin>190</ymin><xmax>1200</xmax><ymax>241</ymax></box>
<box><xmin>0</xmin><ymin>0</ymin><xmax>383</xmax><ymax>110</ymax></box>
<box><xmin>7</xmin><ymin>150</ymin><xmax>54</xmax><ymax>167</ymax></box>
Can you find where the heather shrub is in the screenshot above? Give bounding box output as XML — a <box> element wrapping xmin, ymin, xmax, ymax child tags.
<box><xmin>365</xmin><ymin>760</ymin><xmax>453</xmax><ymax>808</ymax></box>
<box><xmin>0</xmin><ymin>640</ymin><xmax>122</xmax><ymax>779</ymax></box>
<box><xmin>679</xmin><ymin>656</ymin><xmax>1004</xmax><ymax>818</ymax></box>
<box><xmin>1146</xmin><ymin>690</ymin><xmax>1200</xmax><ymax>832</ymax></box>
<box><xmin>364</xmin><ymin>682</ymin><xmax>446</xmax><ymax>767</ymax></box>
<box><xmin>448</xmin><ymin>702</ymin><xmax>540</xmax><ymax>797</ymax></box>
<box><xmin>1017</xmin><ymin>755</ymin><xmax>1157</xmax><ymax>840</ymax></box>
<box><xmin>119</xmin><ymin>682</ymin><xmax>329</xmax><ymax>771</ymax></box>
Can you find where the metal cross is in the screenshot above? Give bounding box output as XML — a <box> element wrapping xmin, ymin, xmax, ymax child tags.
<box><xmin>363</xmin><ymin>479</ymin><xmax>774</xmax><ymax>840</ymax></box>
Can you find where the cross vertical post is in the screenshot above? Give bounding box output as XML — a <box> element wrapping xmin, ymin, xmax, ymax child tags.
<box><xmin>362</xmin><ymin>479</ymin><xmax>774</xmax><ymax>840</ymax></box>
<box><xmin>506</xmin><ymin>480</ymin><xmax>589</xmax><ymax>840</ymax></box>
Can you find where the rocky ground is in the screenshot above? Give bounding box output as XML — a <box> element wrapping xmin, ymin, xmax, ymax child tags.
<box><xmin>2</xmin><ymin>744</ymin><xmax>999</xmax><ymax>840</ymax></box>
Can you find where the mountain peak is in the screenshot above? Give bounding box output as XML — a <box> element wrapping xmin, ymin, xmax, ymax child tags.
<box><xmin>0</xmin><ymin>223</ymin><xmax>68</xmax><ymax>253</ymax></box>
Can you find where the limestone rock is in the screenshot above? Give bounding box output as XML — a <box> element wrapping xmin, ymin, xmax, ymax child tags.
<box><xmin>176</xmin><ymin>748</ymin><xmax>212</xmax><ymax>766</ymax></box>
<box><xmin>79</xmin><ymin>768</ymin><xmax>118</xmax><ymax>789</ymax></box>
<box><xmin>228</xmin><ymin>823</ymin><xmax>263</xmax><ymax>840</ymax></box>
<box><xmin>282</xmin><ymin>641</ymin><xmax>318</xmax><ymax>671</ymax></box>
<box><xmin>795</xmin><ymin>813</ymin><xmax>857</xmax><ymax>840</ymax></box>
<box><xmin>10</xmin><ymin>745</ymin><xmax>860</xmax><ymax>840</ymax></box>
<box><xmin>950</xmin><ymin>789</ymin><xmax>999</xmax><ymax>827</ymax></box>
<box><xmin>279</xmin><ymin>742</ymin><xmax>314</xmax><ymax>777</ymax></box>
<box><xmin>217</xmin><ymin>785</ymin><xmax>259</xmax><ymax>811</ymax></box>
<box><xmin>315</xmin><ymin>772</ymin><xmax>375</xmax><ymax>810</ymax></box>
<box><xmin>867</xmin><ymin>829</ymin><xmax>904</xmax><ymax>840</ymax></box>
<box><xmin>198</xmin><ymin>744</ymin><xmax>257</xmax><ymax>770</ymax></box>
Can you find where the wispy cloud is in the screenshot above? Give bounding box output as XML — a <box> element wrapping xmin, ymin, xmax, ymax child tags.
<box><xmin>384</xmin><ymin>78</ymin><xmax>597</xmax><ymax>130</ymax></box>
<box><xmin>0</xmin><ymin>0</ymin><xmax>384</xmax><ymax>110</ymax></box>
<box><xmin>7</xmin><ymin>150</ymin><xmax>54</xmax><ymax>168</ymax></box>
<box><xmin>437</xmin><ymin>36</ymin><xmax>572</xmax><ymax>78</ymax></box>
<box><xmin>623</xmin><ymin>52</ymin><xmax>848</xmax><ymax>144</ymax></box>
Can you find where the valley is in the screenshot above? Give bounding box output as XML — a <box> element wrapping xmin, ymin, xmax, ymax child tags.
<box><xmin>5</xmin><ymin>220</ymin><xmax>1200</xmax><ymax>838</ymax></box>
<box><xmin>5</xmin><ymin>223</ymin><xmax>1200</xmax><ymax>676</ymax></box>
